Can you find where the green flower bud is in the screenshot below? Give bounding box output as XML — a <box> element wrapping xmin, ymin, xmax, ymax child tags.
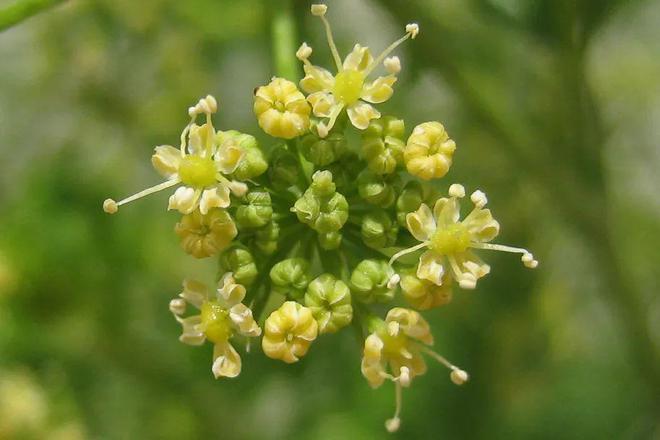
<box><xmin>217</xmin><ymin>130</ymin><xmax>268</xmax><ymax>180</ymax></box>
<box><xmin>269</xmin><ymin>145</ymin><xmax>299</xmax><ymax>190</ymax></box>
<box><xmin>310</xmin><ymin>170</ymin><xmax>336</xmax><ymax>197</ymax></box>
<box><xmin>218</xmin><ymin>247</ymin><xmax>257</xmax><ymax>286</ymax></box>
<box><xmin>395</xmin><ymin>181</ymin><xmax>440</xmax><ymax>226</ymax></box>
<box><xmin>293</xmin><ymin>171</ymin><xmax>348</xmax><ymax>234</ymax></box>
<box><xmin>325</xmin><ymin>153</ymin><xmax>362</xmax><ymax>190</ymax></box>
<box><xmin>318</xmin><ymin>231</ymin><xmax>342</xmax><ymax>250</ymax></box>
<box><xmin>235</xmin><ymin>191</ymin><xmax>272</xmax><ymax>229</ymax></box>
<box><xmin>350</xmin><ymin>259</ymin><xmax>395</xmax><ymax>304</ymax></box>
<box><xmin>361</xmin><ymin>116</ymin><xmax>405</xmax><ymax>175</ymax></box>
<box><xmin>255</xmin><ymin>220</ymin><xmax>280</xmax><ymax>255</ymax></box>
<box><xmin>304</xmin><ymin>273</ymin><xmax>353</xmax><ymax>334</ymax></box>
<box><xmin>300</xmin><ymin>131</ymin><xmax>348</xmax><ymax>166</ymax></box>
<box><xmin>270</xmin><ymin>258</ymin><xmax>310</xmax><ymax>300</ymax></box>
<box><xmin>361</xmin><ymin>210</ymin><xmax>398</xmax><ymax>249</ymax></box>
<box><xmin>358</xmin><ymin>170</ymin><xmax>397</xmax><ymax>208</ymax></box>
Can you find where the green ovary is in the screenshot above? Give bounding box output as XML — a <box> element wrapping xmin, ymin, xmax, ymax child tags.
<box><xmin>333</xmin><ymin>70</ymin><xmax>364</xmax><ymax>105</ymax></box>
<box><xmin>429</xmin><ymin>223</ymin><xmax>471</xmax><ymax>255</ymax></box>
<box><xmin>201</xmin><ymin>301</ymin><xmax>232</xmax><ymax>343</ymax></box>
<box><xmin>178</xmin><ymin>155</ymin><xmax>218</xmax><ymax>188</ymax></box>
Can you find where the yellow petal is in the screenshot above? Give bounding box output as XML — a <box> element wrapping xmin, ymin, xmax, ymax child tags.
<box><xmin>346</xmin><ymin>101</ymin><xmax>381</xmax><ymax>130</ymax></box>
<box><xmin>300</xmin><ymin>64</ymin><xmax>335</xmax><ymax>93</ymax></box>
<box><xmin>212</xmin><ymin>341</ymin><xmax>242</xmax><ymax>378</ymax></box>
<box><xmin>342</xmin><ymin>44</ymin><xmax>373</xmax><ymax>72</ymax></box>
<box><xmin>406</xmin><ymin>203</ymin><xmax>436</xmax><ymax>241</ymax></box>
<box><xmin>199</xmin><ymin>186</ymin><xmax>230</xmax><ymax>215</ymax></box>
<box><xmin>416</xmin><ymin>251</ymin><xmax>445</xmax><ymax>286</ymax></box>
<box><xmin>361</xmin><ymin>75</ymin><xmax>397</xmax><ymax>104</ymax></box>
<box><xmin>151</xmin><ymin>145</ymin><xmax>182</xmax><ymax>178</ymax></box>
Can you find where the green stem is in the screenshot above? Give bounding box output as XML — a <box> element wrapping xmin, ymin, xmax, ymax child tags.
<box><xmin>0</xmin><ymin>0</ymin><xmax>65</xmax><ymax>32</ymax></box>
<box><xmin>270</xmin><ymin>0</ymin><xmax>299</xmax><ymax>80</ymax></box>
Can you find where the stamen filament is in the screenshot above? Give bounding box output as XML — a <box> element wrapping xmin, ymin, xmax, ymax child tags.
<box><xmin>179</xmin><ymin>119</ymin><xmax>193</xmax><ymax>156</ymax></box>
<box><xmin>385</xmin><ymin>382</ymin><xmax>403</xmax><ymax>433</ymax></box>
<box><xmin>109</xmin><ymin>178</ymin><xmax>180</xmax><ymax>210</ymax></box>
<box><xmin>388</xmin><ymin>241</ymin><xmax>429</xmax><ymax>267</ymax></box>
<box><xmin>318</xmin><ymin>104</ymin><xmax>344</xmax><ymax>137</ymax></box>
<box><xmin>420</xmin><ymin>346</ymin><xmax>456</xmax><ymax>370</ymax></box>
<box><xmin>318</xmin><ymin>14</ymin><xmax>343</xmax><ymax>71</ymax></box>
<box><xmin>365</xmin><ymin>32</ymin><xmax>411</xmax><ymax>77</ymax></box>
<box><xmin>470</xmin><ymin>242</ymin><xmax>528</xmax><ymax>254</ymax></box>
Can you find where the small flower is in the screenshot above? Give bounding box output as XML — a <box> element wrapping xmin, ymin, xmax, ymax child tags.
<box><xmin>361</xmin><ymin>308</ymin><xmax>432</xmax><ymax>389</ymax></box>
<box><xmin>304</xmin><ymin>274</ymin><xmax>353</xmax><ymax>334</ymax></box>
<box><xmin>262</xmin><ymin>301</ymin><xmax>318</xmax><ymax>363</ymax></box>
<box><xmin>298</xmin><ymin>5</ymin><xmax>419</xmax><ymax>136</ymax></box>
<box><xmin>235</xmin><ymin>191</ymin><xmax>273</xmax><ymax>229</ymax></box>
<box><xmin>357</xmin><ymin>170</ymin><xmax>398</xmax><ymax>208</ymax></box>
<box><xmin>361</xmin><ymin>210</ymin><xmax>399</xmax><ymax>249</ymax></box>
<box><xmin>175</xmin><ymin>208</ymin><xmax>237</xmax><ymax>259</ymax></box>
<box><xmin>361</xmin><ymin>307</ymin><xmax>467</xmax><ymax>432</ymax></box>
<box><xmin>103</xmin><ymin>95</ymin><xmax>248</xmax><ymax>215</ymax></box>
<box><xmin>170</xmin><ymin>275</ymin><xmax>261</xmax><ymax>378</ymax></box>
<box><xmin>292</xmin><ymin>170</ymin><xmax>348</xmax><ymax>234</ymax></box>
<box><xmin>403</xmin><ymin>121</ymin><xmax>456</xmax><ymax>180</ymax></box>
<box><xmin>254</xmin><ymin>77</ymin><xmax>311</xmax><ymax>139</ymax></box>
<box><xmin>389</xmin><ymin>184</ymin><xmax>538</xmax><ymax>290</ymax></box>
<box><xmin>400</xmin><ymin>271</ymin><xmax>452</xmax><ymax>310</ymax></box>
<box><xmin>300</xmin><ymin>129</ymin><xmax>348</xmax><ymax>166</ymax></box>
<box><xmin>218</xmin><ymin>247</ymin><xmax>258</xmax><ymax>287</ymax></box>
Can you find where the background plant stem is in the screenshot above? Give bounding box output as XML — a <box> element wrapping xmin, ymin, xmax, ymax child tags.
<box><xmin>0</xmin><ymin>0</ymin><xmax>65</xmax><ymax>32</ymax></box>
<box><xmin>270</xmin><ymin>0</ymin><xmax>299</xmax><ymax>80</ymax></box>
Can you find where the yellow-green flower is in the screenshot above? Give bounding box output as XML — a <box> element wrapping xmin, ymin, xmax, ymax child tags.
<box><xmin>403</xmin><ymin>121</ymin><xmax>456</xmax><ymax>180</ymax></box>
<box><xmin>170</xmin><ymin>274</ymin><xmax>261</xmax><ymax>378</ymax></box>
<box><xmin>254</xmin><ymin>77</ymin><xmax>311</xmax><ymax>139</ymax></box>
<box><xmin>262</xmin><ymin>301</ymin><xmax>318</xmax><ymax>363</ymax></box>
<box><xmin>400</xmin><ymin>272</ymin><xmax>452</xmax><ymax>310</ymax></box>
<box><xmin>174</xmin><ymin>208</ymin><xmax>237</xmax><ymax>259</ymax></box>
<box><xmin>103</xmin><ymin>95</ymin><xmax>248</xmax><ymax>215</ymax></box>
<box><xmin>297</xmin><ymin>4</ymin><xmax>419</xmax><ymax>137</ymax></box>
<box><xmin>390</xmin><ymin>184</ymin><xmax>538</xmax><ymax>290</ymax></box>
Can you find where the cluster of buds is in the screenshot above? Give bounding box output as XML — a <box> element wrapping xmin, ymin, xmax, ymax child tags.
<box><xmin>103</xmin><ymin>4</ymin><xmax>537</xmax><ymax>433</ymax></box>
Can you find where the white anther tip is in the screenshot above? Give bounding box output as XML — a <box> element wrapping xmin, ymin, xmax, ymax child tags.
<box><xmin>522</xmin><ymin>252</ymin><xmax>538</xmax><ymax>268</ymax></box>
<box><xmin>448</xmin><ymin>183</ymin><xmax>466</xmax><ymax>198</ymax></box>
<box><xmin>406</xmin><ymin>23</ymin><xmax>419</xmax><ymax>39</ymax></box>
<box><xmin>311</xmin><ymin>4</ymin><xmax>327</xmax><ymax>16</ymax></box>
<box><xmin>385</xmin><ymin>417</ymin><xmax>401</xmax><ymax>433</ymax></box>
<box><xmin>103</xmin><ymin>198</ymin><xmax>118</xmax><ymax>214</ymax></box>
<box><xmin>188</xmin><ymin>106</ymin><xmax>197</xmax><ymax>117</ymax></box>
<box><xmin>387</xmin><ymin>321</ymin><xmax>400</xmax><ymax>337</ymax></box>
<box><xmin>387</xmin><ymin>274</ymin><xmax>400</xmax><ymax>289</ymax></box>
<box><xmin>470</xmin><ymin>190</ymin><xmax>487</xmax><ymax>208</ymax></box>
<box><xmin>384</xmin><ymin>56</ymin><xmax>401</xmax><ymax>74</ymax></box>
<box><xmin>169</xmin><ymin>298</ymin><xmax>186</xmax><ymax>316</ymax></box>
<box><xmin>316</xmin><ymin>123</ymin><xmax>329</xmax><ymax>138</ymax></box>
<box><xmin>450</xmin><ymin>369</ymin><xmax>469</xmax><ymax>385</ymax></box>
<box><xmin>205</xmin><ymin>95</ymin><xmax>218</xmax><ymax>112</ymax></box>
<box><xmin>399</xmin><ymin>366</ymin><xmax>411</xmax><ymax>387</ymax></box>
<box><xmin>296</xmin><ymin>42</ymin><xmax>312</xmax><ymax>60</ymax></box>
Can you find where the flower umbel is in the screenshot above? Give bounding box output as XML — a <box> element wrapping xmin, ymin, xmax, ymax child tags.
<box><xmin>170</xmin><ymin>275</ymin><xmax>261</xmax><ymax>378</ymax></box>
<box><xmin>298</xmin><ymin>4</ymin><xmax>419</xmax><ymax>136</ymax></box>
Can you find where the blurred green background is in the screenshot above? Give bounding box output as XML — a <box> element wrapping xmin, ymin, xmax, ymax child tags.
<box><xmin>1</xmin><ymin>0</ymin><xmax>659</xmax><ymax>438</ymax></box>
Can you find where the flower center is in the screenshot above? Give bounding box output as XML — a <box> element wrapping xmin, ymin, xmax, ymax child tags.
<box><xmin>178</xmin><ymin>155</ymin><xmax>218</xmax><ymax>188</ymax></box>
<box><xmin>201</xmin><ymin>301</ymin><xmax>232</xmax><ymax>343</ymax></box>
<box><xmin>380</xmin><ymin>331</ymin><xmax>409</xmax><ymax>359</ymax></box>
<box><xmin>429</xmin><ymin>223</ymin><xmax>471</xmax><ymax>255</ymax></box>
<box><xmin>274</xmin><ymin>100</ymin><xmax>286</xmax><ymax>112</ymax></box>
<box><xmin>333</xmin><ymin>69</ymin><xmax>364</xmax><ymax>105</ymax></box>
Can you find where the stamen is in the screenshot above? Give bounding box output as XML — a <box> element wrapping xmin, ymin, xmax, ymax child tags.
<box><xmin>365</xmin><ymin>23</ymin><xmax>420</xmax><ymax>77</ymax></box>
<box><xmin>388</xmin><ymin>241</ymin><xmax>429</xmax><ymax>267</ymax></box>
<box><xmin>317</xmin><ymin>104</ymin><xmax>344</xmax><ymax>138</ymax></box>
<box><xmin>383</xmin><ymin>56</ymin><xmax>401</xmax><ymax>74</ymax></box>
<box><xmin>470</xmin><ymin>190</ymin><xmax>487</xmax><ymax>208</ymax></box>
<box><xmin>420</xmin><ymin>346</ymin><xmax>469</xmax><ymax>385</ymax></box>
<box><xmin>103</xmin><ymin>179</ymin><xmax>180</xmax><ymax>213</ymax></box>
<box><xmin>447</xmin><ymin>255</ymin><xmax>476</xmax><ymax>289</ymax></box>
<box><xmin>470</xmin><ymin>242</ymin><xmax>538</xmax><ymax>268</ymax></box>
<box><xmin>386</xmin><ymin>273</ymin><xmax>400</xmax><ymax>289</ymax></box>
<box><xmin>296</xmin><ymin>42</ymin><xmax>313</xmax><ymax>64</ymax></box>
<box><xmin>448</xmin><ymin>183</ymin><xmax>466</xmax><ymax>198</ymax></box>
<box><xmin>398</xmin><ymin>366</ymin><xmax>411</xmax><ymax>387</ymax></box>
<box><xmin>312</xmin><ymin>4</ymin><xmax>343</xmax><ymax>71</ymax></box>
<box><xmin>385</xmin><ymin>382</ymin><xmax>403</xmax><ymax>433</ymax></box>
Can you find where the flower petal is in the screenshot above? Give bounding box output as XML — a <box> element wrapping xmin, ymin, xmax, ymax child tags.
<box><xmin>229</xmin><ymin>303</ymin><xmax>261</xmax><ymax>337</ymax></box>
<box><xmin>151</xmin><ymin>145</ymin><xmax>182</xmax><ymax>179</ymax></box>
<box><xmin>199</xmin><ymin>186</ymin><xmax>230</xmax><ymax>215</ymax></box>
<box><xmin>416</xmin><ymin>251</ymin><xmax>445</xmax><ymax>286</ymax></box>
<box><xmin>361</xmin><ymin>75</ymin><xmax>397</xmax><ymax>104</ymax></box>
<box><xmin>406</xmin><ymin>203</ymin><xmax>436</xmax><ymax>241</ymax></box>
<box><xmin>347</xmin><ymin>101</ymin><xmax>381</xmax><ymax>130</ymax></box>
<box><xmin>300</xmin><ymin>64</ymin><xmax>335</xmax><ymax>94</ymax></box>
<box><xmin>433</xmin><ymin>197</ymin><xmax>460</xmax><ymax>227</ymax></box>
<box><xmin>342</xmin><ymin>44</ymin><xmax>373</xmax><ymax>72</ymax></box>
<box><xmin>215</xmin><ymin>143</ymin><xmax>245</xmax><ymax>175</ymax></box>
<box><xmin>463</xmin><ymin>208</ymin><xmax>500</xmax><ymax>242</ymax></box>
<box><xmin>212</xmin><ymin>341</ymin><xmax>242</xmax><ymax>378</ymax></box>
<box><xmin>178</xmin><ymin>315</ymin><xmax>205</xmax><ymax>346</ymax></box>
<box><xmin>181</xmin><ymin>279</ymin><xmax>208</xmax><ymax>308</ymax></box>
<box><xmin>307</xmin><ymin>92</ymin><xmax>338</xmax><ymax>118</ymax></box>
<box><xmin>217</xmin><ymin>273</ymin><xmax>246</xmax><ymax>306</ymax></box>
<box><xmin>168</xmin><ymin>186</ymin><xmax>200</xmax><ymax>214</ymax></box>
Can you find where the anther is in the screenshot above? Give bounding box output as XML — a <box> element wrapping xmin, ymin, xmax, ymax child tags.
<box><xmin>103</xmin><ymin>198</ymin><xmax>118</xmax><ymax>214</ymax></box>
<box><xmin>296</xmin><ymin>42</ymin><xmax>312</xmax><ymax>61</ymax></box>
<box><xmin>169</xmin><ymin>298</ymin><xmax>186</xmax><ymax>316</ymax></box>
<box><xmin>450</xmin><ymin>369</ymin><xmax>469</xmax><ymax>385</ymax></box>
<box><xmin>405</xmin><ymin>23</ymin><xmax>420</xmax><ymax>39</ymax></box>
<box><xmin>470</xmin><ymin>190</ymin><xmax>487</xmax><ymax>208</ymax></box>
<box><xmin>387</xmin><ymin>273</ymin><xmax>400</xmax><ymax>289</ymax></box>
<box><xmin>448</xmin><ymin>183</ymin><xmax>466</xmax><ymax>198</ymax></box>
<box><xmin>384</xmin><ymin>56</ymin><xmax>401</xmax><ymax>74</ymax></box>
<box><xmin>311</xmin><ymin>4</ymin><xmax>327</xmax><ymax>16</ymax></box>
